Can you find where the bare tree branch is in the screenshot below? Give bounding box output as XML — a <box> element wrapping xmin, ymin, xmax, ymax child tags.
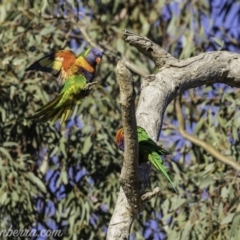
<box><xmin>117</xmin><ymin>61</ymin><xmax>140</xmax><ymax>209</ymax></box>
<box><xmin>123</xmin><ymin>31</ymin><xmax>240</xmax><ymax>140</ymax></box>
<box><xmin>175</xmin><ymin>99</ymin><xmax>240</xmax><ymax>172</ymax></box>
<box><xmin>107</xmin><ymin>61</ymin><xmax>140</xmax><ymax>239</ymax></box>
<box><xmin>108</xmin><ymin>31</ymin><xmax>240</xmax><ymax>238</ymax></box>
<box><xmin>141</xmin><ymin>186</ymin><xmax>161</xmax><ymax>202</ymax></box>
<box><xmin>122</xmin><ymin>30</ymin><xmax>177</xmax><ymax>69</ymax></box>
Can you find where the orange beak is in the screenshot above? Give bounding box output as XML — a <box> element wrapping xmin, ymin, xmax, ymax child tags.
<box><xmin>96</xmin><ymin>57</ymin><xmax>101</xmax><ymax>64</ymax></box>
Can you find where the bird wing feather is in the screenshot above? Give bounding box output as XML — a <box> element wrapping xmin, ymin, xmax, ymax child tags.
<box><xmin>26</xmin><ymin>50</ymin><xmax>77</xmax><ymax>86</ymax></box>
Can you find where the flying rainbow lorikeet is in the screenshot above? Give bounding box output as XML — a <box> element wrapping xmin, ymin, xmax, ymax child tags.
<box><xmin>116</xmin><ymin>126</ymin><xmax>176</xmax><ymax>192</ymax></box>
<box><xmin>26</xmin><ymin>48</ymin><xmax>103</xmax><ymax>123</ymax></box>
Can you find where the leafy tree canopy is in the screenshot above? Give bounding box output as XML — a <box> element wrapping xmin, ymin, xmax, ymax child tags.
<box><xmin>0</xmin><ymin>0</ymin><xmax>240</xmax><ymax>239</ymax></box>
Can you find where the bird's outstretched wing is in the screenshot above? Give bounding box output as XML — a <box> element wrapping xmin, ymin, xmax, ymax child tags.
<box><xmin>26</xmin><ymin>50</ymin><xmax>77</xmax><ymax>85</ymax></box>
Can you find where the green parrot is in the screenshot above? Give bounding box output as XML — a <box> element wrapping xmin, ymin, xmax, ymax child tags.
<box><xmin>26</xmin><ymin>48</ymin><xmax>103</xmax><ymax>123</ymax></box>
<box><xmin>116</xmin><ymin>126</ymin><xmax>176</xmax><ymax>192</ymax></box>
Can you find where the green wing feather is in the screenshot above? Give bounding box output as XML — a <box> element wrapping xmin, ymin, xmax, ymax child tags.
<box><xmin>137</xmin><ymin>127</ymin><xmax>170</xmax><ymax>154</ymax></box>
<box><xmin>148</xmin><ymin>151</ymin><xmax>177</xmax><ymax>192</ymax></box>
<box><xmin>137</xmin><ymin>126</ymin><xmax>176</xmax><ymax>192</ymax></box>
<box><xmin>28</xmin><ymin>74</ymin><xmax>87</xmax><ymax>123</ymax></box>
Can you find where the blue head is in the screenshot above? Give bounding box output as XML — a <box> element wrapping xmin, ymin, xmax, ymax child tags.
<box><xmin>79</xmin><ymin>48</ymin><xmax>103</xmax><ymax>82</ymax></box>
<box><xmin>84</xmin><ymin>48</ymin><xmax>103</xmax><ymax>66</ymax></box>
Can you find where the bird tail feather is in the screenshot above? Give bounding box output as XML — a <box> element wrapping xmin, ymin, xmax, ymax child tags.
<box><xmin>149</xmin><ymin>152</ymin><xmax>177</xmax><ymax>193</ymax></box>
<box><xmin>27</xmin><ymin>93</ymin><xmax>74</xmax><ymax>123</ymax></box>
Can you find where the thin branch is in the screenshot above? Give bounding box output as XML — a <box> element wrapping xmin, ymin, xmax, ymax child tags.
<box><xmin>41</xmin><ymin>13</ymin><xmax>68</xmax><ymax>20</ymax></box>
<box><xmin>78</xmin><ymin>25</ymin><xmax>99</xmax><ymax>49</ymax></box>
<box><xmin>141</xmin><ymin>187</ymin><xmax>161</xmax><ymax>202</ymax></box>
<box><xmin>175</xmin><ymin>99</ymin><xmax>240</xmax><ymax>172</ymax></box>
<box><xmin>117</xmin><ymin>61</ymin><xmax>140</xmax><ymax>210</ymax></box>
<box><xmin>122</xmin><ymin>30</ymin><xmax>177</xmax><ymax>69</ymax></box>
<box><xmin>107</xmin><ymin>61</ymin><xmax>140</xmax><ymax>240</ymax></box>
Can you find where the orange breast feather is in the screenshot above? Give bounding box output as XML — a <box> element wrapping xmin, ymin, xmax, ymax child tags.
<box><xmin>75</xmin><ymin>57</ymin><xmax>94</xmax><ymax>73</ymax></box>
<box><xmin>55</xmin><ymin>50</ymin><xmax>76</xmax><ymax>72</ymax></box>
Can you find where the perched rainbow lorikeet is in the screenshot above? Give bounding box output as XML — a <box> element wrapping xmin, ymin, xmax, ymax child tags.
<box><xmin>26</xmin><ymin>48</ymin><xmax>103</xmax><ymax>123</ymax></box>
<box><xmin>116</xmin><ymin>126</ymin><xmax>176</xmax><ymax>192</ymax></box>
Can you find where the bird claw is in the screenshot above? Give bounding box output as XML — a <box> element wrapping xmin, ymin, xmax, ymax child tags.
<box><xmin>83</xmin><ymin>81</ymin><xmax>97</xmax><ymax>92</ymax></box>
<box><xmin>75</xmin><ymin>82</ymin><xmax>97</xmax><ymax>99</ymax></box>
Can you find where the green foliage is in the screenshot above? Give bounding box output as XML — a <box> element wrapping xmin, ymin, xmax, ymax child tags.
<box><xmin>161</xmin><ymin>84</ymin><xmax>240</xmax><ymax>239</ymax></box>
<box><xmin>0</xmin><ymin>0</ymin><xmax>240</xmax><ymax>239</ymax></box>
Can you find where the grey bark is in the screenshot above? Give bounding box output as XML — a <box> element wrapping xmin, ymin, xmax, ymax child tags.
<box><xmin>107</xmin><ymin>61</ymin><xmax>140</xmax><ymax>240</ymax></box>
<box><xmin>106</xmin><ymin>30</ymin><xmax>240</xmax><ymax>239</ymax></box>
